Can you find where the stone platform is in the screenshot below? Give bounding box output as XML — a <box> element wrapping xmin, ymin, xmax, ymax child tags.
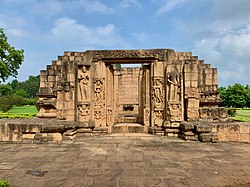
<box><xmin>112</xmin><ymin>123</ymin><xmax>147</xmax><ymax>133</ymax></box>
<box><xmin>1</xmin><ymin>118</ymin><xmax>250</xmax><ymax>143</ymax></box>
<box><xmin>0</xmin><ymin>135</ymin><xmax>250</xmax><ymax>187</ymax></box>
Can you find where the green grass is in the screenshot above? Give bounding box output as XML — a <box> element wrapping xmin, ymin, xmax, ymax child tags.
<box><xmin>0</xmin><ymin>105</ymin><xmax>38</xmax><ymax>119</ymax></box>
<box><xmin>232</xmin><ymin>109</ymin><xmax>250</xmax><ymax>122</ymax></box>
<box><xmin>8</xmin><ymin>105</ymin><xmax>38</xmax><ymax>114</ymax></box>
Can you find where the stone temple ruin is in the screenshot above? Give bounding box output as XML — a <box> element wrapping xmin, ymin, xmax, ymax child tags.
<box><xmin>1</xmin><ymin>48</ymin><xmax>250</xmax><ymax>143</ymax></box>
<box><xmin>34</xmin><ymin>49</ymin><xmax>230</xmax><ymax>141</ymax></box>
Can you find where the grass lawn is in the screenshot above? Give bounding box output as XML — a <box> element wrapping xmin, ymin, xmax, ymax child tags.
<box><xmin>232</xmin><ymin>109</ymin><xmax>250</xmax><ymax>122</ymax></box>
<box><xmin>7</xmin><ymin>105</ymin><xmax>38</xmax><ymax>114</ymax></box>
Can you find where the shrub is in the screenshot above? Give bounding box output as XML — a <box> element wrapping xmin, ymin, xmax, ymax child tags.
<box><xmin>0</xmin><ymin>96</ymin><xmax>14</xmax><ymax>112</ymax></box>
<box><xmin>227</xmin><ymin>108</ymin><xmax>237</xmax><ymax>117</ymax></box>
<box><xmin>0</xmin><ymin>179</ymin><xmax>10</xmax><ymax>187</ymax></box>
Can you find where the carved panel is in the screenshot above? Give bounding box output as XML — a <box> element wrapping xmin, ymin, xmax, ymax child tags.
<box><xmin>78</xmin><ymin>103</ymin><xmax>90</xmax><ymax>121</ymax></box>
<box><xmin>94</xmin><ymin>79</ymin><xmax>105</xmax><ymax>121</ymax></box>
<box><xmin>152</xmin><ymin>77</ymin><xmax>164</xmax><ymax>110</ymax></box>
<box><xmin>167</xmin><ymin>102</ymin><xmax>182</xmax><ymax>122</ymax></box>
<box><xmin>78</xmin><ymin>65</ymin><xmax>90</xmax><ymax>102</ymax></box>
<box><xmin>166</xmin><ymin>66</ymin><xmax>181</xmax><ymax>101</ymax></box>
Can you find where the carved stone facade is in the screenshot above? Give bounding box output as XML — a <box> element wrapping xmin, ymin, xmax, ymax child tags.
<box><xmin>37</xmin><ymin>49</ymin><xmax>227</xmax><ymax>134</ymax></box>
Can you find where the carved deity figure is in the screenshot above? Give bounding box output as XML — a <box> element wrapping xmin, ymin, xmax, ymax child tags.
<box><xmin>95</xmin><ymin>80</ymin><xmax>103</xmax><ymax>103</ymax></box>
<box><xmin>78</xmin><ymin>104</ymin><xmax>89</xmax><ymax>116</ymax></box>
<box><xmin>167</xmin><ymin>67</ymin><xmax>179</xmax><ymax>101</ymax></box>
<box><xmin>79</xmin><ymin>66</ymin><xmax>89</xmax><ymax>101</ymax></box>
<box><xmin>154</xmin><ymin>79</ymin><xmax>163</xmax><ymax>108</ymax></box>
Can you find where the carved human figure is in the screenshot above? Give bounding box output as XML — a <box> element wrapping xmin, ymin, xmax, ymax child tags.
<box><xmin>79</xmin><ymin>66</ymin><xmax>89</xmax><ymax>101</ymax></box>
<box><xmin>95</xmin><ymin>80</ymin><xmax>102</xmax><ymax>103</ymax></box>
<box><xmin>154</xmin><ymin>79</ymin><xmax>162</xmax><ymax>104</ymax></box>
<box><xmin>167</xmin><ymin>67</ymin><xmax>179</xmax><ymax>101</ymax></box>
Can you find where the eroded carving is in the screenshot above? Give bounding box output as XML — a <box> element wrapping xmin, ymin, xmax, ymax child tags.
<box><xmin>167</xmin><ymin>67</ymin><xmax>180</xmax><ymax>101</ymax></box>
<box><xmin>168</xmin><ymin>102</ymin><xmax>182</xmax><ymax>121</ymax></box>
<box><xmin>94</xmin><ymin>79</ymin><xmax>105</xmax><ymax>121</ymax></box>
<box><xmin>152</xmin><ymin>77</ymin><xmax>164</xmax><ymax>109</ymax></box>
<box><xmin>78</xmin><ymin>66</ymin><xmax>89</xmax><ymax>101</ymax></box>
<box><xmin>78</xmin><ymin>104</ymin><xmax>89</xmax><ymax>116</ymax></box>
<box><xmin>107</xmin><ymin>108</ymin><xmax>112</xmax><ymax>123</ymax></box>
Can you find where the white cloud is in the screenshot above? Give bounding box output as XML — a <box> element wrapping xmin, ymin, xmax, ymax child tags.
<box><xmin>120</xmin><ymin>0</ymin><xmax>142</xmax><ymax>9</ymax></box>
<box><xmin>0</xmin><ymin>14</ymin><xmax>30</xmax><ymax>38</ymax></box>
<box><xmin>79</xmin><ymin>0</ymin><xmax>115</xmax><ymax>14</ymax></box>
<box><xmin>155</xmin><ymin>0</ymin><xmax>186</xmax><ymax>16</ymax></box>
<box><xmin>194</xmin><ymin>25</ymin><xmax>250</xmax><ymax>86</ymax></box>
<box><xmin>48</xmin><ymin>17</ymin><xmax>127</xmax><ymax>49</ymax></box>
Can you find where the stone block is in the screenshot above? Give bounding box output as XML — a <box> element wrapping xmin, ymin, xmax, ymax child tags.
<box><xmin>47</xmin><ymin>133</ymin><xmax>62</xmax><ymax>142</ymax></box>
<box><xmin>239</xmin><ymin>134</ymin><xmax>250</xmax><ymax>143</ymax></box>
<box><xmin>63</xmin><ymin>129</ymin><xmax>77</xmax><ymax>136</ymax></box>
<box><xmin>240</xmin><ymin>124</ymin><xmax>250</xmax><ymax>134</ymax></box>
<box><xmin>22</xmin><ymin>133</ymin><xmax>35</xmax><ymax>140</ymax></box>
<box><xmin>228</xmin><ymin>124</ymin><xmax>240</xmax><ymax>133</ymax></box>
<box><xmin>199</xmin><ymin>133</ymin><xmax>218</xmax><ymax>143</ymax></box>
<box><xmin>184</xmin><ymin>131</ymin><xmax>195</xmax><ymax>136</ymax></box>
<box><xmin>165</xmin><ymin>128</ymin><xmax>180</xmax><ymax>133</ymax></box>
<box><xmin>227</xmin><ymin>133</ymin><xmax>239</xmax><ymax>142</ymax></box>
<box><xmin>180</xmin><ymin>122</ymin><xmax>195</xmax><ymax>131</ymax></box>
<box><xmin>195</xmin><ymin>124</ymin><xmax>211</xmax><ymax>133</ymax></box>
<box><xmin>183</xmin><ymin>135</ymin><xmax>198</xmax><ymax>141</ymax></box>
<box><xmin>77</xmin><ymin>128</ymin><xmax>92</xmax><ymax>133</ymax></box>
<box><xmin>171</xmin><ymin>122</ymin><xmax>181</xmax><ymax>128</ymax></box>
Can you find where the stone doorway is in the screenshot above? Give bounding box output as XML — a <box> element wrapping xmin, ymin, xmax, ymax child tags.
<box><xmin>104</xmin><ymin>59</ymin><xmax>153</xmax><ymax>132</ymax></box>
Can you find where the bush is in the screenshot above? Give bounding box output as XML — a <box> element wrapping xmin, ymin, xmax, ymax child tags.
<box><xmin>24</xmin><ymin>98</ymin><xmax>36</xmax><ymax>105</ymax></box>
<box><xmin>0</xmin><ymin>96</ymin><xmax>14</xmax><ymax>112</ymax></box>
<box><xmin>0</xmin><ymin>179</ymin><xmax>10</xmax><ymax>187</ymax></box>
<box><xmin>227</xmin><ymin>108</ymin><xmax>237</xmax><ymax>117</ymax></box>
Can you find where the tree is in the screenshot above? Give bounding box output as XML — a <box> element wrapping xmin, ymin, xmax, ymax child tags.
<box><xmin>219</xmin><ymin>83</ymin><xmax>249</xmax><ymax>108</ymax></box>
<box><xmin>17</xmin><ymin>75</ymin><xmax>40</xmax><ymax>98</ymax></box>
<box><xmin>0</xmin><ymin>84</ymin><xmax>13</xmax><ymax>96</ymax></box>
<box><xmin>0</xmin><ymin>28</ymin><xmax>24</xmax><ymax>82</ymax></box>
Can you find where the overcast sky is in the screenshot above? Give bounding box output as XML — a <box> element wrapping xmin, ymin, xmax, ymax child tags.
<box><xmin>1</xmin><ymin>0</ymin><xmax>250</xmax><ymax>86</ymax></box>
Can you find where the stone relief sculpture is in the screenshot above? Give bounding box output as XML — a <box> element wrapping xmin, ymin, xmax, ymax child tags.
<box><xmin>167</xmin><ymin>67</ymin><xmax>180</xmax><ymax>101</ymax></box>
<box><xmin>78</xmin><ymin>66</ymin><xmax>89</xmax><ymax>101</ymax></box>
<box><xmin>152</xmin><ymin>77</ymin><xmax>164</xmax><ymax>109</ymax></box>
<box><xmin>168</xmin><ymin>103</ymin><xmax>181</xmax><ymax>121</ymax></box>
<box><xmin>78</xmin><ymin>104</ymin><xmax>89</xmax><ymax>116</ymax></box>
<box><xmin>94</xmin><ymin>79</ymin><xmax>105</xmax><ymax>121</ymax></box>
<box><xmin>94</xmin><ymin>80</ymin><xmax>103</xmax><ymax>103</ymax></box>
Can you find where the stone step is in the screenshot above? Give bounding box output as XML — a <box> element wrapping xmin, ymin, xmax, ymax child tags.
<box><xmin>112</xmin><ymin>123</ymin><xmax>147</xmax><ymax>133</ymax></box>
<box><xmin>116</xmin><ymin>116</ymin><xmax>142</xmax><ymax>123</ymax></box>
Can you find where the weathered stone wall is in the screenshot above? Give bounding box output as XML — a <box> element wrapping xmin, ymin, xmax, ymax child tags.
<box><xmin>117</xmin><ymin>67</ymin><xmax>142</xmax><ymax>116</ymax></box>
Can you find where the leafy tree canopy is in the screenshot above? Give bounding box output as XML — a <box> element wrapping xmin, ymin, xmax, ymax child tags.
<box><xmin>0</xmin><ymin>28</ymin><xmax>24</xmax><ymax>82</ymax></box>
<box><xmin>219</xmin><ymin>83</ymin><xmax>250</xmax><ymax>108</ymax></box>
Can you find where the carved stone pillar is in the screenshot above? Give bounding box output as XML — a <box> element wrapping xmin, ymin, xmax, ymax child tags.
<box><xmin>106</xmin><ymin>65</ymin><xmax>114</xmax><ymax>131</ymax></box>
<box><xmin>165</xmin><ymin>64</ymin><xmax>184</xmax><ymax>122</ymax></box>
<box><xmin>93</xmin><ymin>61</ymin><xmax>106</xmax><ymax>128</ymax></box>
<box><xmin>151</xmin><ymin>60</ymin><xmax>164</xmax><ymax>127</ymax></box>
<box><xmin>184</xmin><ymin>60</ymin><xmax>199</xmax><ymax>120</ymax></box>
<box><xmin>142</xmin><ymin>64</ymin><xmax>151</xmax><ymax>126</ymax></box>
